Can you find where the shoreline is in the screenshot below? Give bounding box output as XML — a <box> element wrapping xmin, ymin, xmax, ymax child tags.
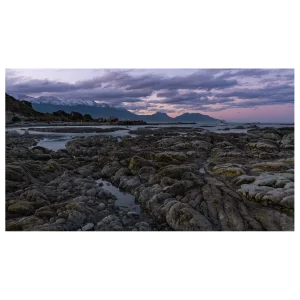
<box><xmin>5</xmin><ymin>121</ymin><xmax>198</xmax><ymax>128</ymax></box>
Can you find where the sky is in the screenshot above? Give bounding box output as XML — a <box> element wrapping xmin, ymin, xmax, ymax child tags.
<box><xmin>5</xmin><ymin>68</ymin><xmax>294</xmax><ymax>122</ymax></box>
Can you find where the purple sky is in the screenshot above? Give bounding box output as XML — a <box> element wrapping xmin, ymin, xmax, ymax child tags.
<box><xmin>6</xmin><ymin>68</ymin><xmax>294</xmax><ymax>122</ymax></box>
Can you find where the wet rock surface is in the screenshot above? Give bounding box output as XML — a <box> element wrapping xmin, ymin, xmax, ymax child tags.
<box><xmin>6</xmin><ymin>126</ymin><xmax>294</xmax><ymax>231</ymax></box>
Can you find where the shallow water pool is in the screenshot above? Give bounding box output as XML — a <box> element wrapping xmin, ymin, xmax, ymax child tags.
<box><xmin>36</xmin><ymin>137</ymin><xmax>71</xmax><ymax>151</ymax></box>
<box><xmin>95</xmin><ymin>178</ymin><xmax>141</xmax><ymax>213</ymax></box>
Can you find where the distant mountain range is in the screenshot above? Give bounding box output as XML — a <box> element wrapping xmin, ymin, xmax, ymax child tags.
<box><xmin>8</xmin><ymin>93</ymin><xmax>219</xmax><ymax>123</ymax></box>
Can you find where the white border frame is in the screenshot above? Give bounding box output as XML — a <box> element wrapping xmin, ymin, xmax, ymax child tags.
<box><xmin>3</xmin><ymin>65</ymin><xmax>297</xmax><ymax>232</ymax></box>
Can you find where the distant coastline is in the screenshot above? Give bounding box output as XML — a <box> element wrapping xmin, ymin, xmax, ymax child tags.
<box><xmin>142</xmin><ymin>122</ymin><xmax>196</xmax><ymax>125</ymax></box>
<box><xmin>6</xmin><ymin>121</ymin><xmax>294</xmax><ymax>128</ymax></box>
<box><xmin>6</xmin><ymin>121</ymin><xmax>199</xmax><ymax>128</ymax></box>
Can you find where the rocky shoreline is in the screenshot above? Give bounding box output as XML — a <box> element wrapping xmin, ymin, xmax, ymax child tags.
<box><xmin>5</xmin><ymin>126</ymin><xmax>294</xmax><ymax>231</ymax></box>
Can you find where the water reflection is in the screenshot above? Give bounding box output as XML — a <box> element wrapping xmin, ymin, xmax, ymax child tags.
<box><xmin>95</xmin><ymin>178</ymin><xmax>141</xmax><ymax>213</ymax></box>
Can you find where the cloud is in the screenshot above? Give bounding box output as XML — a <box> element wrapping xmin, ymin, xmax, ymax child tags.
<box><xmin>216</xmin><ymin>84</ymin><xmax>294</xmax><ymax>103</ymax></box>
<box><xmin>223</xmin><ymin>69</ymin><xmax>272</xmax><ymax>78</ymax></box>
<box><xmin>64</xmin><ymin>87</ymin><xmax>152</xmax><ymax>100</ymax></box>
<box><xmin>120</xmin><ymin>102</ymin><xmax>157</xmax><ymax>111</ymax></box>
<box><xmin>130</xmin><ymin>71</ymin><xmax>238</xmax><ymax>91</ymax></box>
<box><xmin>65</xmin><ymin>70</ymin><xmax>239</xmax><ymax>92</ymax></box>
<box><xmin>4</xmin><ymin>69</ymin><xmax>282</xmax><ymax>97</ymax></box>
<box><xmin>6</xmin><ymin>68</ymin><xmax>294</xmax><ymax>114</ymax></box>
<box><xmin>6</xmin><ymin>75</ymin><xmax>76</xmax><ymax>93</ymax></box>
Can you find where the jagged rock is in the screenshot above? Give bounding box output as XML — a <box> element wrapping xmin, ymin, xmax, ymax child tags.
<box><xmin>166</xmin><ymin>202</ymin><xmax>213</xmax><ymax>231</ymax></box>
<box><xmin>211</xmin><ymin>163</ymin><xmax>246</xmax><ymax>177</ymax></box>
<box><xmin>82</xmin><ymin>223</ymin><xmax>94</xmax><ymax>231</ymax></box>
<box><xmin>233</xmin><ymin>175</ymin><xmax>256</xmax><ymax>185</ymax></box>
<box><xmin>128</xmin><ymin>156</ymin><xmax>154</xmax><ymax>172</ymax></box>
<box><xmin>158</xmin><ymin>165</ymin><xmax>195</xmax><ymax>179</ymax></box>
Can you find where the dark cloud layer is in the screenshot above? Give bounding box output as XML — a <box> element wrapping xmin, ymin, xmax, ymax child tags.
<box><xmin>6</xmin><ymin>69</ymin><xmax>294</xmax><ymax>113</ymax></box>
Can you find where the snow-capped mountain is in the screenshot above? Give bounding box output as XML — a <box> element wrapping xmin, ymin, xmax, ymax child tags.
<box><xmin>8</xmin><ymin>93</ymin><xmax>114</xmax><ymax>108</ymax></box>
<box><xmin>9</xmin><ymin>93</ymin><xmax>64</xmax><ymax>105</ymax></box>
<box><xmin>8</xmin><ymin>93</ymin><xmax>36</xmax><ymax>102</ymax></box>
<box><xmin>36</xmin><ymin>96</ymin><xmax>65</xmax><ymax>105</ymax></box>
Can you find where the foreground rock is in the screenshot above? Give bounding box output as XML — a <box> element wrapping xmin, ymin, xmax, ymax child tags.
<box><xmin>6</xmin><ymin>126</ymin><xmax>294</xmax><ymax>231</ymax></box>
